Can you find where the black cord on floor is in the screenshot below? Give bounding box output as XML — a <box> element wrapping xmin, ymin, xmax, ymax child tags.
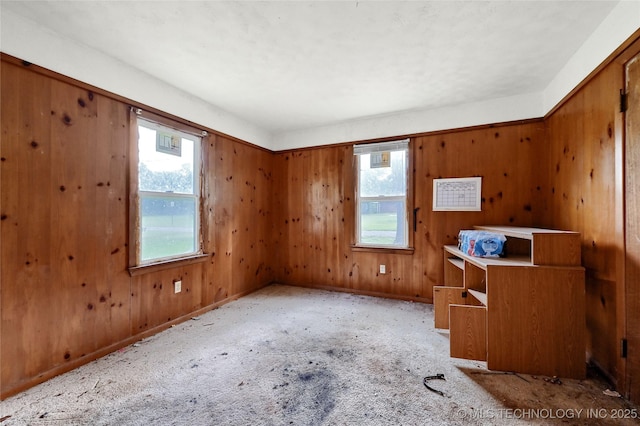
<box><xmin>423</xmin><ymin>374</ymin><xmax>447</xmax><ymax>397</ymax></box>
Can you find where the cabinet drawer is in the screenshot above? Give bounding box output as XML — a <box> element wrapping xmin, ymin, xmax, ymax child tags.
<box><xmin>433</xmin><ymin>286</ymin><xmax>466</xmax><ymax>329</ymax></box>
<box><xmin>449</xmin><ymin>304</ymin><xmax>487</xmax><ymax>361</ymax></box>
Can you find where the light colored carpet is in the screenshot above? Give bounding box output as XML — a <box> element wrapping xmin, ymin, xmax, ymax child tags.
<box><xmin>1</xmin><ymin>284</ymin><xmax>638</xmax><ymax>425</ymax></box>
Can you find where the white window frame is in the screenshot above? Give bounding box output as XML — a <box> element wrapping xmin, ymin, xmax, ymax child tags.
<box><xmin>134</xmin><ymin>116</ymin><xmax>203</xmax><ymax>266</ymax></box>
<box><xmin>354</xmin><ymin>139</ymin><xmax>411</xmax><ymax>249</ymax></box>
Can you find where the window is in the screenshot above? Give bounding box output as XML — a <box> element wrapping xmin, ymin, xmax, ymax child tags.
<box><xmin>354</xmin><ymin>139</ymin><xmax>411</xmax><ymax>249</ymax></box>
<box><xmin>135</xmin><ymin>117</ymin><xmax>202</xmax><ymax>264</ymax></box>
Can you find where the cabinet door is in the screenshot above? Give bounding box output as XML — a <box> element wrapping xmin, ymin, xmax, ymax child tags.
<box><xmin>486</xmin><ymin>266</ymin><xmax>585</xmax><ymax>378</ymax></box>
<box><xmin>450</xmin><ymin>305</ymin><xmax>487</xmax><ymax>361</ymax></box>
<box><xmin>433</xmin><ymin>286</ymin><xmax>466</xmax><ymax>329</ymax></box>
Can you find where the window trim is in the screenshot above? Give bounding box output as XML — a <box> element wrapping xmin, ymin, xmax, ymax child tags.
<box><xmin>128</xmin><ymin>108</ymin><xmax>208</xmax><ymax>272</ymax></box>
<box><xmin>128</xmin><ymin>253</ymin><xmax>210</xmax><ymax>277</ymax></box>
<box><xmin>353</xmin><ymin>139</ymin><xmax>414</xmax><ymax>251</ymax></box>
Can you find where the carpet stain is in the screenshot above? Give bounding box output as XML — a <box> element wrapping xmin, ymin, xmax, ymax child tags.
<box><xmin>325</xmin><ymin>346</ymin><xmax>356</xmax><ymax>360</ymax></box>
<box><xmin>277</xmin><ymin>367</ymin><xmax>336</xmax><ymax>423</ymax></box>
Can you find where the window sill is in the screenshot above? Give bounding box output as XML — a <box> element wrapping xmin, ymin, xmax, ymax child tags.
<box><xmin>128</xmin><ymin>253</ymin><xmax>211</xmax><ymax>277</ymax></box>
<box><xmin>351</xmin><ymin>245</ymin><xmax>415</xmax><ymax>255</ymax></box>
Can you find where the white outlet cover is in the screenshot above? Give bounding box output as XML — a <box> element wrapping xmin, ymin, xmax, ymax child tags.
<box><xmin>174</xmin><ymin>280</ymin><xmax>182</xmax><ymax>293</ymax></box>
<box><xmin>380</xmin><ymin>265</ymin><xmax>386</xmax><ymax>274</ymax></box>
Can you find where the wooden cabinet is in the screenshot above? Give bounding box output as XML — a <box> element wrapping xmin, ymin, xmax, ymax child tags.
<box><xmin>433</xmin><ymin>226</ymin><xmax>586</xmax><ymax>379</ymax></box>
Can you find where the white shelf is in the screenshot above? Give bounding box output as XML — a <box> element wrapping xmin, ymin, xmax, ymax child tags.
<box><xmin>447</xmin><ymin>257</ymin><xmax>464</xmax><ymax>270</ymax></box>
<box><xmin>468</xmin><ymin>289</ymin><xmax>487</xmax><ymax>306</ymax></box>
<box><xmin>473</xmin><ymin>225</ymin><xmax>579</xmax><ymax>241</ymax></box>
<box><xmin>444</xmin><ymin>245</ymin><xmax>533</xmax><ymax>270</ymax></box>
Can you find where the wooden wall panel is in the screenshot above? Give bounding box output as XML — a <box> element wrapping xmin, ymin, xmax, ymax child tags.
<box><xmin>209</xmin><ymin>136</ymin><xmax>276</xmax><ymax>302</ymax></box>
<box><xmin>277</xmin><ymin>149</ymin><xmax>347</xmax><ymax>288</ymax></box>
<box><xmin>1</xmin><ymin>62</ymin><xmax>55</xmax><ymax>391</ymax></box>
<box><xmin>1</xmin><ymin>62</ymin><xmax>131</xmax><ymax>395</ymax></box>
<box><xmin>273</xmin><ymin>122</ymin><xmax>546</xmax><ymax>301</ymax></box>
<box><xmin>270</xmin><ymin>154</ymin><xmax>289</xmax><ymax>279</ymax></box>
<box><xmin>544</xmin><ymin>63</ymin><xmax>622</xmax><ymax>384</ymax></box>
<box><xmin>417</xmin><ymin>124</ymin><xmax>546</xmax><ymax>297</ymax></box>
<box><xmin>131</xmin><ymin>264</ymin><xmax>205</xmax><ymax>333</ymax></box>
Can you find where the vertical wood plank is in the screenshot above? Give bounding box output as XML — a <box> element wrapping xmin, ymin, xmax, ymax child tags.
<box><xmin>625</xmin><ymin>52</ymin><xmax>640</xmax><ymax>402</ymax></box>
<box><xmin>1</xmin><ymin>63</ymin><xmax>53</xmax><ymax>389</ymax></box>
<box><xmin>201</xmin><ymin>133</ymin><xmax>216</xmax><ymax>306</ymax></box>
<box><xmin>82</xmin><ymin>86</ymin><xmax>131</xmax><ymax>350</ymax></box>
<box><xmin>545</xmin><ymin>61</ymin><xmax>623</xmax><ymax>385</ymax></box>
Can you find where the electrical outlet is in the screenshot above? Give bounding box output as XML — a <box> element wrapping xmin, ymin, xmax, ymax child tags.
<box><xmin>379</xmin><ymin>264</ymin><xmax>386</xmax><ymax>274</ymax></box>
<box><xmin>174</xmin><ymin>280</ymin><xmax>182</xmax><ymax>293</ymax></box>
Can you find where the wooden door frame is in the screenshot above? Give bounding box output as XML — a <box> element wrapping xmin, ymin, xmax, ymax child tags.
<box><xmin>616</xmin><ymin>36</ymin><xmax>640</xmax><ymax>401</ymax></box>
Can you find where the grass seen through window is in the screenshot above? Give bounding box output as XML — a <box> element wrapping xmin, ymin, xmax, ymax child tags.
<box><xmin>141</xmin><ymin>214</ymin><xmax>195</xmax><ymax>260</ymax></box>
<box><xmin>360</xmin><ymin>213</ymin><xmax>399</xmax><ymax>244</ymax></box>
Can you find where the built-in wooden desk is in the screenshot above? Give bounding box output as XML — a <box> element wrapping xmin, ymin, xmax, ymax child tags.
<box><xmin>434</xmin><ymin>226</ymin><xmax>586</xmax><ymax>379</ymax></box>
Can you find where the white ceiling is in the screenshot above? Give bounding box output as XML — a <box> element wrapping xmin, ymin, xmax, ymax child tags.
<box><xmin>0</xmin><ymin>1</ymin><xmax>622</xmax><ymax>139</ymax></box>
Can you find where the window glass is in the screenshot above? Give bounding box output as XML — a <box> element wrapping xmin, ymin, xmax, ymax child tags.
<box><xmin>358</xmin><ymin>151</ymin><xmax>407</xmax><ymax>197</ymax></box>
<box><xmin>137</xmin><ymin>120</ymin><xmax>200</xmax><ymax>263</ymax></box>
<box><xmin>140</xmin><ymin>195</ymin><xmax>197</xmax><ymax>261</ymax></box>
<box><xmin>355</xmin><ymin>142</ymin><xmax>409</xmax><ymax>248</ymax></box>
<box><xmin>138</xmin><ymin>126</ymin><xmax>195</xmax><ymax>194</ymax></box>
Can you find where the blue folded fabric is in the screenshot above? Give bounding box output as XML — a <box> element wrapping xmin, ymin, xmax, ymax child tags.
<box><xmin>458</xmin><ymin>230</ymin><xmax>506</xmax><ymax>258</ymax></box>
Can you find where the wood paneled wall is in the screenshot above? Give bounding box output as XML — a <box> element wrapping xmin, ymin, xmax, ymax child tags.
<box><xmin>0</xmin><ymin>59</ymin><xmax>276</xmax><ymax>398</ymax></box>
<box><xmin>543</xmin><ymin>60</ymin><xmax>623</xmax><ymax>386</ymax></box>
<box><xmin>128</xmin><ymin>135</ymin><xmax>276</xmax><ymax>335</ymax></box>
<box><xmin>1</xmin><ymin>63</ymin><xmax>131</xmax><ymax>395</ymax></box>
<box><xmin>208</xmin><ymin>135</ymin><xmax>276</xmax><ymax>302</ymax></box>
<box><xmin>273</xmin><ymin>122</ymin><xmax>547</xmax><ymax>300</ymax></box>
